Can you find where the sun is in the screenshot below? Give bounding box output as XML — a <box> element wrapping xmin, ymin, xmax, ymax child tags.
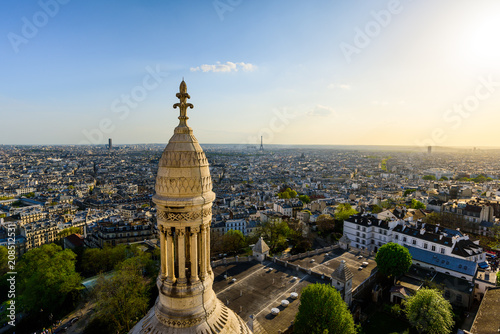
<box><xmin>464</xmin><ymin>15</ymin><xmax>500</xmax><ymax>67</ymax></box>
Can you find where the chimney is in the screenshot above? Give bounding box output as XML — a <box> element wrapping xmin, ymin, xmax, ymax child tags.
<box><xmin>439</xmin><ymin>235</ymin><xmax>443</xmax><ymax>240</ymax></box>
<box><xmin>339</xmin><ymin>260</ymin><xmax>346</xmax><ymax>271</ymax></box>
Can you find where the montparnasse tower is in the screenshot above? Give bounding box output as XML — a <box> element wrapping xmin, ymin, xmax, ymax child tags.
<box><xmin>131</xmin><ymin>81</ymin><xmax>251</xmax><ymax>333</ymax></box>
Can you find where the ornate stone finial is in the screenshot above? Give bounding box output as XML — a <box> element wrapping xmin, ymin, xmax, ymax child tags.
<box><xmin>173</xmin><ymin>80</ymin><xmax>194</xmax><ymax>126</ymax></box>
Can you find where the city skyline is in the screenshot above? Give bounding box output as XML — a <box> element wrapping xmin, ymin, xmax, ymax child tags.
<box><xmin>2</xmin><ymin>0</ymin><xmax>500</xmax><ymax>147</ymax></box>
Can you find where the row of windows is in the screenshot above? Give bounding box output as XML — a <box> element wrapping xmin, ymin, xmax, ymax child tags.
<box><xmin>355</xmin><ymin>225</ymin><xmax>388</xmax><ymax>235</ymax></box>
<box><xmin>395</xmin><ymin>234</ymin><xmax>446</xmax><ymax>253</ymax></box>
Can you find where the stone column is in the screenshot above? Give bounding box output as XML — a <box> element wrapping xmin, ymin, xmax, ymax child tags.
<box><xmin>159</xmin><ymin>225</ymin><xmax>166</xmax><ymax>278</ymax></box>
<box><xmin>206</xmin><ymin>224</ymin><xmax>212</xmax><ymax>274</ymax></box>
<box><xmin>166</xmin><ymin>229</ymin><xmax>176</xmax><ymax>283</ymax></box>
<box><xmin>200</xmin><ymin>225</ymin><xmax>207</xmax><ymax>280</ymax></box>
<box><xmin>177</xmin><ymin>228</ymin><xmax>187</xmax><ymax>284</ymax></box>
<box><xmin>190</xmin><ymin>227</ymin><xmax>199</xmax><ymax>282</ymax></box>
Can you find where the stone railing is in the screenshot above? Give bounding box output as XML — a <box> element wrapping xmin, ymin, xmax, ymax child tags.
<box><xmin>210</xmin><ymin>244</ymin><xmax>339</xmax><ymax>268</ymax></box>
<box><xmin>280</xmin><ymin>244</ymin><xmax>338</xmax><ymax>261</ymax></box>
<box><xmin>211</xmin><ymin>255</ymin><xmax>254</xmax><ymax>268</ymax></box>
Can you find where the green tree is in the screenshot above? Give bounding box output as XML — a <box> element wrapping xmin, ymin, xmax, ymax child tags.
<box><xmin>422</xmin><ymin>175</ymin><xmax>437</xmax><ymax>181</ymax></box>
<box><xmin>403</xmin><ymin>189</ymin><xmax>417</xmax><ymax>197</ymax></box>
<box><xmin>298</xmin><ymin>195</ymin><xmax>311</xmax><ymax>204</ymax></box>
<box><xmin>58</xmin><ymin>226</ymin><xmax>81</xmax><ymax>238</ymax></box>
<box><xmin>277</xmin><ymin>187</ymin><xmax>299</xmax><ymax>199</ymax></box>
<box><xmin>222</xmin><ymin>229</ymin><xmax>247</xmax><ymax>254</ymax></box>
<box><xmin>82</xmin><ymin>244</ymin><xmax>135</xmax><ymax>276</ymax></box>
<box><xmin>371</xmin><ymin>205</ymin><xmax>383</xmax><ymax>214</ymax></box>
<box><xmin>316</xmin><ymin>214</ymin><xmax>335</xmax><ymax>235</ymax></box>
<box><xmin>410</xmin><ymin>199</ymin><xmax>426</xmax><ymax>210</ymax></box>
<box><xmin>375</xmin><ymin>242</ymin><xmax>412</xmax><ymax>281</ymax></box>
<box><xmin>473</xmin><ymin>175</ymin><xmax>487</xmax><ymax>183</ymax></box>
<box><xmin>496</xmin><ymin>271</ymin><xmax>500</xmax><ymax>286</ymax></box>
<box><xmin>256</xmin><ymin>218</ymin><xmax>291</xmax><ymax>253</ymax></box>
<box><xmin>92</xmin><ymin>257</ymin><xmax>151</xmax><ymax>333</ymax></box>
<box><xmin>334</xmin><ymin>203</ymin><xmax>358</xmax><ymax>222</ymax></box>
<box><xmin>439</xmin><ymin>176</ymin><xmax>448</xmax><ymax>181</ymax></box>
<box><xmin>0</xmin><ymin>246</ymin><xmax>9</xmax><ymax>276</ymax></box>
<box><xmin>17</xmin><ymin>244</ymin><xmax>82</xmax><ymax>316</ymax></box>
<box><xmin>405</xmin><ymin>288</ymin><xmax>454</xmax><ymax>334</ymax></box>
<box><xmin>279</xmin><ymin>191</ymin><xmax>291</xmax><ymax>199</ymax></box>
<box><xmin>294</xmin><ymin>283</ymin><xmax>355</xmax><ymax>334</ymax></box>
<box><xmin>381</xmin><ymin>200</ymin><xmax>393</xmax><ymax>209</ymax></box>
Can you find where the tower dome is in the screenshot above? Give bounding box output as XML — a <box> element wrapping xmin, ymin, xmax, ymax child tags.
<box><xmin>154</xmin><ymin>80</ymin><xmax>214</xmax><ymax>203</ymax></box>
<box><xmin>131</xmin><ymin>81</ymin><xmax>251</xmax><ymax>334</ymax></box>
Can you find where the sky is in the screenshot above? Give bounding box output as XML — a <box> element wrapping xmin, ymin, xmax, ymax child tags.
<box><xmin>1</xmin><ymin>0</ymin><xmax>500</xmax><ymax>147</ymax></box>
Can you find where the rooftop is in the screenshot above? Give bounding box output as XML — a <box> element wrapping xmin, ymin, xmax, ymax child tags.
<box><xmin>406</xmin><ymin>245</ymin><xmax>477</xmax><ymax>276</ymax></box>
<box><xmin>212</xmin><ymin>248</ymin><xmax>377</xmax><ymax>333</ymax></box>
<box><xmin>470</xmin><ymin>287</ymin><xmax>500</xmax><ymax>334</ymax></box>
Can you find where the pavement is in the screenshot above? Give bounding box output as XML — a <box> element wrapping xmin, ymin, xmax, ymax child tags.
<box><xmin>212</xmin><ymin>248</ymin><xmax>377</xmax><ymax>333</ymax></box>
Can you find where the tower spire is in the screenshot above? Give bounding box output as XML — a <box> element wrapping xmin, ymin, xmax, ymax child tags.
<box><xmin>173</xmin><ymin>80</ymin><xmax>194</xmax><ymax>126</ymax></box>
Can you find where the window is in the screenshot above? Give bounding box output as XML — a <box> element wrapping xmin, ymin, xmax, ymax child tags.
<box><xmin>431</xmin><ymin>245</ymin><xmax>436</xmax><ymax>251</ymax></box>
<box><xmin>440</xmin><ymin>248</ymin><xmax>445</xmax><ymax>254</ymax></box>
<box><xmin>424</xmin><ymin>243</ymin><xmax>428</xmax><ymax>249</ymax></box>
<box><xmin>456</xmin><ymin>295</ymin><xmax>462</xmax><ymax>303</ymax></box>
<box><xmin>403</xmin><ymin>237</ymin><xmax>407</xmax><ymax>242</ymax></box>
<box><xmin>362</xmin><ymin>234</ymin><xmax>366</xmax><ymax>238</ymax></box>
<box><xmin>395</xmin><ymin>235</ymin><xmax>398</xmax><ymax>240</ymax></box>
<box><xmin>444</xmin><ymin>290</ymin><xmax>451</xmax><ymax>298</ymax></box>
<box><xmin>356</xmin><ymin>238</ymin><xmax>360</xmax><ymax>242</ymax></box>
<box><xmin>412</xmin><ymin>239</ymin><xmax>416</xmax><ymax>245</ymax></box>
<box><xmin>357</xmin><ymin>226</ymin><xmax>360</xmax><ymax>230</ymax></box>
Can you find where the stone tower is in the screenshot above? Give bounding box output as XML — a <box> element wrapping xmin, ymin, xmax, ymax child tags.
<box><xmin>131</xmin><ymin>81</ymin><xmax>251</xmax><ymax>333</ymax></box>
<box><xmin>331</xmin><ymin>260</ymin><xmax>354</xmax><ymax>307</ymax></box>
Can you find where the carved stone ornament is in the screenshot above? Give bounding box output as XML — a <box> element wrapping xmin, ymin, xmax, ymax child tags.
<box><xmin>157</xmin><ymin>208</ymin><xmax>212</xmax><ymax>222</ymax></box>
<box><xmin>154</xmin><ymin>303</ymin><xmax>216</xmax><ymax>328</ymax></box>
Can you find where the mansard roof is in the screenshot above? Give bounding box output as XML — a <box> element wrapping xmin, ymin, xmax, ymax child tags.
<box><xmin>406</xmin><ymin>245</ymin><xmax>477</xmax><ymax>276</ymax></box>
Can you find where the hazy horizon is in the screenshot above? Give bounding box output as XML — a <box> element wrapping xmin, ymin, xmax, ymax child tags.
<box><xmin>3</xmin><ymin>143</ymin><xmax>500</xmax><ymax>152</ymax></box>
